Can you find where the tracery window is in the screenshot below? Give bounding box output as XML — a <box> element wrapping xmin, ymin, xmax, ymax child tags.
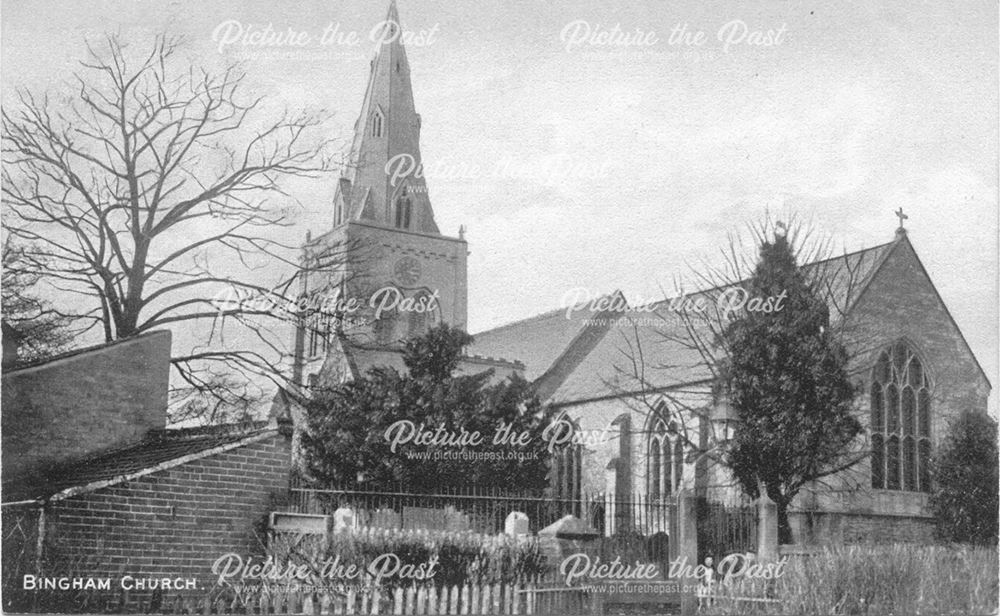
<box><xmin>870</xmin><ymin>341</ymin><xmax>931</xmax><ymax>492</ymax></box>
<box><xmin>552</xmin><ymin>415</ymin><xmax>583</xmax><ymax>501</ymax></box>
<box><xmin>647</xmin><ymin>404</ymin><xmax>684</xmax><ymax>500</ymax></box>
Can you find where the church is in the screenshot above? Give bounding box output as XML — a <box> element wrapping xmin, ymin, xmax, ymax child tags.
<box><xmin>290</xmin><ymin>1</ymin><xmax>992</xmax><ymax>545</ymax></box>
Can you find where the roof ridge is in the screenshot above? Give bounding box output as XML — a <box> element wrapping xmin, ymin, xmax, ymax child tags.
<box><xmin>475</xmin><ymin>242</ymin><xmax>895</xmax><ymax>335</ymax></box>
<box><xmin>149</xmin><ymin>420</ymin><xmax>271</xmax><ymax>441</ymax></box>
<box><xmin>472</xmin><ymin>291</ymin><xmax>624</xmax><ymax>337</ymax></box>
<box><xmin>340</xmin><ymin>339</ymin><xmax>526</xmax><ymax>369</ymax></box>
<box><xmin>628</xmin><ymin>240</ymin><xmax>898</xmax><ymax>313</ymax></box>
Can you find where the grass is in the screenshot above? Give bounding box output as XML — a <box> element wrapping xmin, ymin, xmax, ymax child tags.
<box><xmin>703</xmin><ymin>544</ymin><xmax>998</xmax><ymax>615</ymax></box>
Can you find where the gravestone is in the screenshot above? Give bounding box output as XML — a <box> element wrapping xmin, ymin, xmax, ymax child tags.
<box><xmin>504</xmin><ymin>511</ymin><xmax>529</xmax><ymax>537</ymax></box>
<box><xmin>332</xmin><ymin>506</ymin><xmax>357</xmax><ymax>533</ymax></box>
<box><xmin>537</xmin><ymin>514</ymin><xmax>601</xmax><ymax>566</ymax></box>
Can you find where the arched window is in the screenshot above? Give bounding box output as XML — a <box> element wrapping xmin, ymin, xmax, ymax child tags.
<box><xmin>551</xmin><ymin>415</ymin><xmax>583</xmax><ymax>501</ymax></box>
<box><xmin>672</xmin><ymin>433</ymin><xmax>684</xmax><ymax>491</ymax></box>
<box><xmin>394</xmin><ymin>188</ymin><xmax>412</xmax><ymax>229</ymax></box>
<box><xmin>371</xmin><ymin>108</ymin><xmax>384</xmax><ymax>138</ymax></box>
<box><xmin>870</xmin><ymin>341</ymin><xmax>931</xmax><ymax>492</ymax></box>
<box><xmin>646</xmin><ymin>405</ymin><xmax>684</xmax><ymax>501</ymax></box>
<box><xmin>373</xmin><ymin>308</ymin><xmax>397</xmax><ymax>346</ymax></box>
<box><xmin>407</xmin><ymin>289</ymin><xmax>440</xmax><ymax>338</ymax></box>
<box><xmin>648</xmin><ymin>420</ymin><xmax>667</xmax><ymax>500</ymax></box>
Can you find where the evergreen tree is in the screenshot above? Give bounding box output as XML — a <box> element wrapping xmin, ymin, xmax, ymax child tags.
<box><xmin>930</xmin><ymin>409</ymin><xmax>999</xmax><ymax>545</ymax></box>
<box><xmin>301</xmin><ymin>324</ymin><xmax>554</xmax><ymax>492</ymax></box>
<box><xmin>723</xmin><ymin>230</ymin><xmax>862</xmax><ymax>543</ymax></box>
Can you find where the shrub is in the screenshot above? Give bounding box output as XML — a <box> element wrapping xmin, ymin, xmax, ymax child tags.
<box><xmin>930</xmin><ymin>409</ymin><xmax>999</xmax><ymax>545</ymax></box>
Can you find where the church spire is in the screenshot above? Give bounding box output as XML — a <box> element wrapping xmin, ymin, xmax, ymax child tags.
<box><xmin>333</xmin><ymin>0</ymin><xmax>440</xmax><ymax>234</ymax></box>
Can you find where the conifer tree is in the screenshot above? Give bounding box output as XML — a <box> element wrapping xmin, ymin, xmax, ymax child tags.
<box><xmin>724</xmin><ymin>229</ymin><xmax>862</xmax><ymax>543</ymax></box>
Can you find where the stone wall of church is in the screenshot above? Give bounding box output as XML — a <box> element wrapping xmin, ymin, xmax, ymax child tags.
<box><xmin>848</xmin><ymin>237</ymin><xmax>991</xmax><ymax>437</ymax></box>
<box><xmin>547</xmin><ymin>237</ymin><xmax>989</xmax><ymax>547</ymax></box>
<box><xmin>301</xmin><ymin>221</ymin><xmax>467</xmax><ymax>358</ymax></box>
<box><xmin>554</xmin><ymin>397</ymin><xmax>700</xmax><ymax>499</ymax></box>
<box><xmin>788</xmin><ymin>511</ymin><xmax>936</xmax><ymax>545</ymax></box>
<box><xmin>802</xmin><ymin>238</ymin><xmax>991</xmax><ymax>522</ymax></box>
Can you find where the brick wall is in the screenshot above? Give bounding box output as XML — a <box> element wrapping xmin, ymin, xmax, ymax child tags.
<box><xmin>2</xmin><ymin>331</ymin><xmax>171</xmax><ymax>481</ymax></box>
<box><xmin>42</xmin><ymin>432</ymin><xmax>292</xmax><ymax>596</ymax></box>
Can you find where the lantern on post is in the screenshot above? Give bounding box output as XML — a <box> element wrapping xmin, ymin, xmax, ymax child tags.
<box><xmin>713</xmin><ymin>391</ymin><xmax>738</xmax><ymax>445</ymax></box>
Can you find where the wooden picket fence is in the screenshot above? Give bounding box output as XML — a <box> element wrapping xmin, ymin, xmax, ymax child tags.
<box><xmin>158</xmin><ymin>582</ymin><xmax>595</xmax><ymax>615</ymax></box>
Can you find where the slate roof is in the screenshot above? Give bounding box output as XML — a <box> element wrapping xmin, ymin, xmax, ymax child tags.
<box><xmin>469</xmin><ymin>292</ymin><xmax>626</xmax><ymax>381</ymax></box>
<box><xmin>473</xmin><ymin>240</ymin><xmax>898</xmax><ymax>406</ymax></box>
<box><xmin>2</xmin><ymin>421</ymin><xmax>276</xmax><ymax>503</ymax></box>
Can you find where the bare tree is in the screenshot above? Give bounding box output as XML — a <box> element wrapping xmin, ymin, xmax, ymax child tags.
<box><xmin>2</xmin><ymin>33</ymin><xmax>355</xmax><ymax>421</ymax></box>
<box><xmin>608</xmin><ymin>216</ymin><xmax>883</xmax><ymax>502</ymax></box>
<box><xmin>1</xmin><ymin>238</ymin><xmax>76</xmax><ymax>366</ymax></box>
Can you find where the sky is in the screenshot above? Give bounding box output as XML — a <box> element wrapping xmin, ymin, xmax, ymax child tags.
<box><xmin>3</xmin><ymin>0</ymin><xmax>997</xmax><ymax>410</ymax></box>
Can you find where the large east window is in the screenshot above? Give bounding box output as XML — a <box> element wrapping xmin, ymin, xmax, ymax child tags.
<box><xmin>870</xmin><ymin>341</ymin><xmax>931</xmax><ymax>492</ymax></box>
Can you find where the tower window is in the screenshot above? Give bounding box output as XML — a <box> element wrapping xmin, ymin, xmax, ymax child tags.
<box><xmin>870</xmin><ymin>342</ymin><xmax>931</xmax><ymax>492</ymax></box>
<box><xmin>394</xmin><ymin>188</ymin><xmax>412</xmax><ymax>229</ymax></box>
<box><xmin>407</xmin><ymin>289</ymin><xmax>439</xmax><ymax>336</ymax></box>
<box><xmin>371</xmin><ymin>108</ymin><xmax>384</xmax><ymax>138</ymax></box>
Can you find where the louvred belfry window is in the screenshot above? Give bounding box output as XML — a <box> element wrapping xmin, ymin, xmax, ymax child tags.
<box><xmin>395</xmin><ymin>187</ymin><xmax>412</xmax><ymax>229</ymax></box>
<box><xmin>870</xmin><ymin>341</ymin><xmax>932</xmax><ymax>492</ymax></box>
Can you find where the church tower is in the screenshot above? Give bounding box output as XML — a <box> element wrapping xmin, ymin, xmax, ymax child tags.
<box><xmin>293</xmin><ymin>0</ymin><xmax>468</xmax><ymax>385</ymax></box>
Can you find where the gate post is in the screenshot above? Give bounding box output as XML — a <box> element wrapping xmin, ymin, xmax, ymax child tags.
<box><xmin>756</xmin><ymin>491</ymin><xmax>779</xmax><ymax>562</ymax></box>
<box><xmin>678</xmin><ymin>490</ymin><xmax>698</xmax><ymax>616</ymax></box>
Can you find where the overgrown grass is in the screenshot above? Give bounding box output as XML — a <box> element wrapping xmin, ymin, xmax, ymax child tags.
<box><xmin>704</xmin><ymin>544</ymin><xmax>998</xmax><ymax>615</ymax></box>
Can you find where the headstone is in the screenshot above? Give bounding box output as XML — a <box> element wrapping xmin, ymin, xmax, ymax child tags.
<box><xmin>333</xmin><ymin>506</ymin><xmax>358</xmax><ymax>533</ymax></box>
<box><xmin>504</xmin><ymin>511</ymin><xmax>529</xmax><ymax>537</ymax></box>
<box><xmin>538</xmin><ymin>514</ymin><xmax>600</xmax><ymax>540</ymax></box>
<box><xmin>269</xmin><ymin>512</ymin><xmax>329</xmax><ymax>534</ymax></box>
<box><xmin>537</xmin><ymin>515</ymin><xmax>601</xmax><ymax>566</ymax></box>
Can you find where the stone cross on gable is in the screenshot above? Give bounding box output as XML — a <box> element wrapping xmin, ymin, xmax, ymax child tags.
<box><xmin>895</xmin><ymin>207</ymin><xmax>908</xmax><ymax>231</ymax></box>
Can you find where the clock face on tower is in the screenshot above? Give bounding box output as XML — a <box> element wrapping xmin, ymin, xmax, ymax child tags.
<box><xmin>393</xmin><ymin>256</ymin><xmax>422</xmax><ymax>286</ymax></box>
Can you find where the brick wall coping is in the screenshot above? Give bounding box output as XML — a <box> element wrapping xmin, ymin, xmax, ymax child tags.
<box><xmin>1</xmin><ymin>330</ymin><xmax>170</xmax><ymax>374</ymax></box>
<box><xmin>2</xmin><ymin>420</ymin><xmax>281</xmax><ymax>505</ymax></box>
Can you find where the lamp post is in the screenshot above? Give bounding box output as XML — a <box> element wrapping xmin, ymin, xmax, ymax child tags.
<box><xmin>713</xmin><ymin>392</ymin><xmax>737</xmax><ymax>446</ymax></box>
